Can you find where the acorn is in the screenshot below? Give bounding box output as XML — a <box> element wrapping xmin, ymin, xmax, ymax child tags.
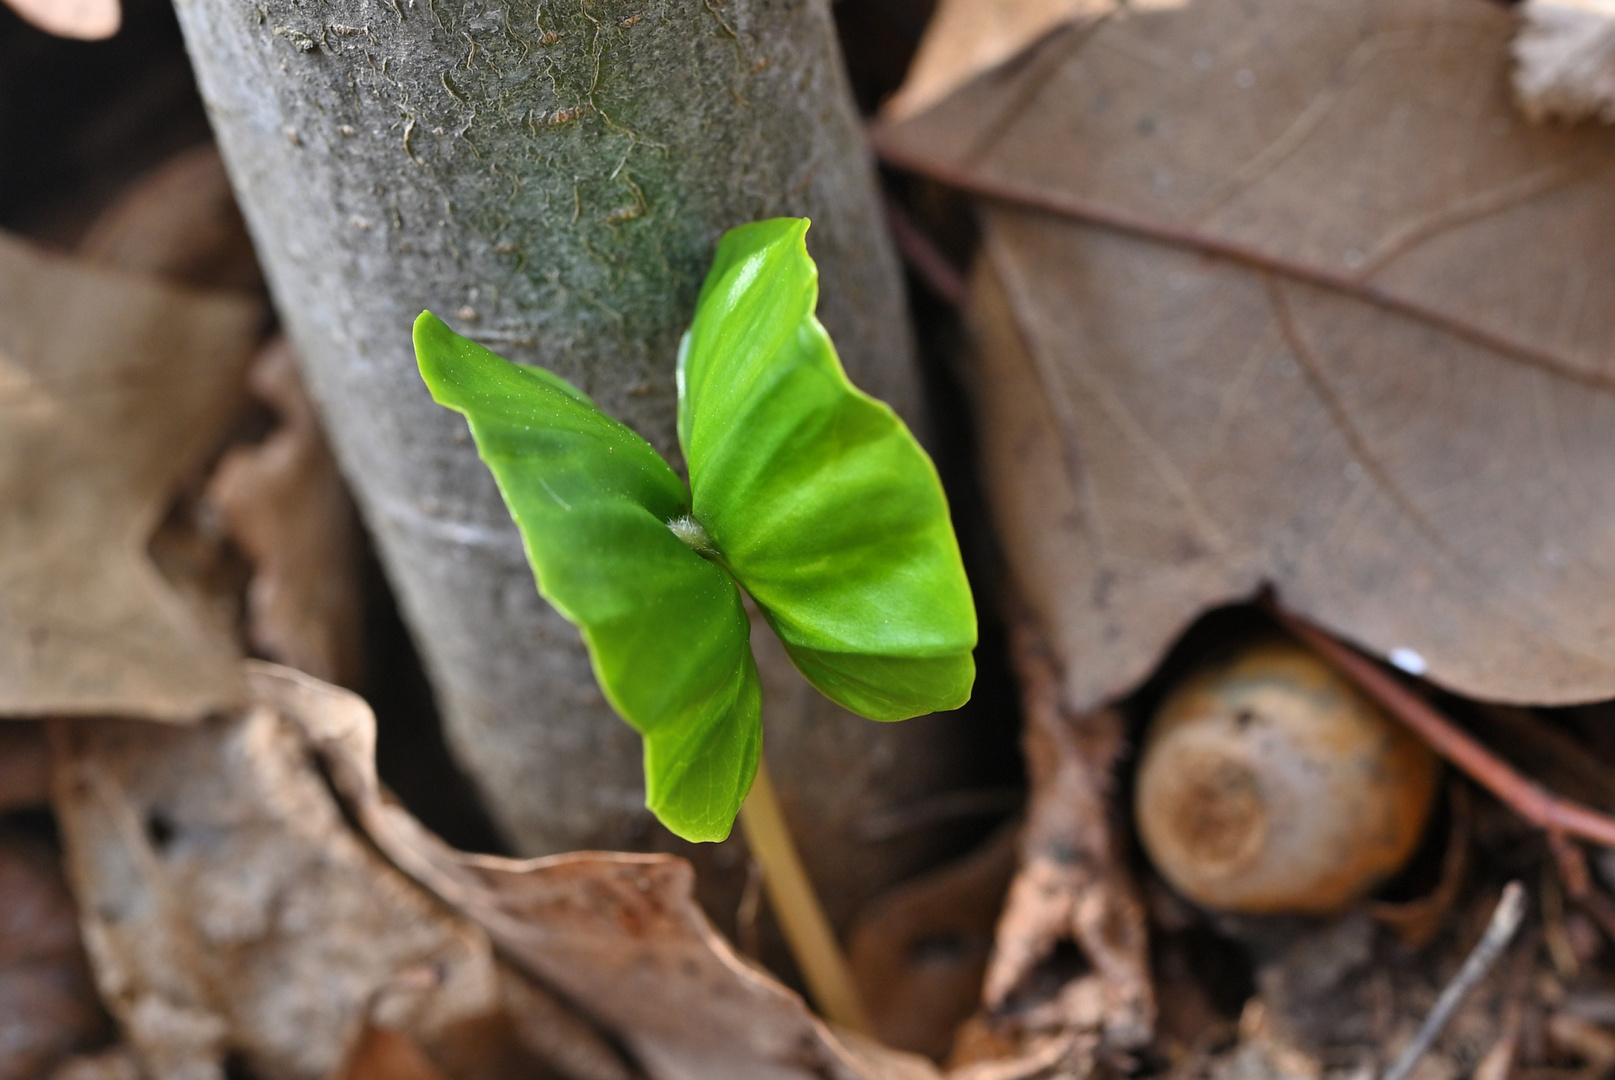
<box><xmin>1134</xmin><ymin>637</ymin><xmax>1440</xmax><ymax>915</ymax></box>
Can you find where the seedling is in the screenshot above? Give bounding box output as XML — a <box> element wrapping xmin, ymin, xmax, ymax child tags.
<box><xmin>414</xmin><ymin>217</ymin><xmax>977</xmax><ymax>844</ymax></box>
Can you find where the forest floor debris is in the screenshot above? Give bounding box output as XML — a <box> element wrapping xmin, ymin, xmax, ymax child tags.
<box><xmin>11</xmin><ymin>1</ymin><xmax>1615</xmax><ymax>1079</ymax></box>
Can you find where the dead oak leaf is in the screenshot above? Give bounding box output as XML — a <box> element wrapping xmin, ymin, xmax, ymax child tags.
<box><xmin>255</xmin><ymin>663</ymin><xmax>944</xmax><ymax>1080</ymax></box>
<box><xmin>876</xmin><ymin>0</ymin><xmax>1615</xmax><ymax>710</ymax></box>
<box><xmin>49</xmin><ymin>701</ymin><xmax>610</xmax><ymax>1080</ymax></box>
<box><xmin>0</xmin><ymin>231</ymin><xmax>262</xmax><ymax>720</ymax></box>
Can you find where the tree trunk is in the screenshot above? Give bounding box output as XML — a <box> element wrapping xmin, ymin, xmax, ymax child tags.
<box><xmin>171</xmin><ymin>0</ymin><xmax>975</xmax><ymax>916</ymax></box>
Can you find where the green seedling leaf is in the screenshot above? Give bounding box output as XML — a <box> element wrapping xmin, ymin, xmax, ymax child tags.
<box><xmin>414</xmin><ymin>217</ymin><xmax>976</xmax><ymax>842</ymax></box>
<box><xmin>415</xmin><ymin>312</ymin><xmax>759</xmax><ymax>842</ymax></box>
<box><xmin>679</xmin><ymin>219</ymin><xmax>976</xmax><ymax>719</ymax></box>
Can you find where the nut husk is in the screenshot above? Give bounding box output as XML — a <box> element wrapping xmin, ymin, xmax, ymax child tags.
<box><xmin>1135</xmin><ymin>637</ymin><xmax>1440</xmax><ymax>915</ymax></box>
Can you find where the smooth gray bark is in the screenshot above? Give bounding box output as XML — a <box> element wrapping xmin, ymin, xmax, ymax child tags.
<box><xmin>173</xmin><ymin>0</ymin><xmax>973</xmax><ymax>910</ymax></box>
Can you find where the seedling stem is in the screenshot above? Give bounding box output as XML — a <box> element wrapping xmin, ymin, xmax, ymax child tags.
<box><xmin>739</xmin><ymin>755</ymin><xmax>873</xmax><ymax>1035</ymax></box>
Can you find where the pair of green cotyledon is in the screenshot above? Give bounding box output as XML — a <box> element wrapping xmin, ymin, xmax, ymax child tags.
<box><xmin>414</xmin><ymin>217</ymin><xmax>976</xmax><ymax>842</ymax></box>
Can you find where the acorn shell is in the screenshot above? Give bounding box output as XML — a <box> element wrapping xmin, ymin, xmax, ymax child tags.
<box><xmin>1134</xmin><ymin>637</ymin><xmax>1440</xmax><ymax>915</ymax></box>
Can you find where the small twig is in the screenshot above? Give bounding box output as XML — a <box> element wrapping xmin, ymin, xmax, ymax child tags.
<box><xmin>739</xmin><ymin>756</ymin><xmax>873</xmax><ymax>1036</ymax></box>
<box><xmin>1272</xmin><ymin>607</ymin><xmax>1615</xmax><ymax>850</ymax></box>
<box><xmin>1546</xmin><ymin>832</ymin><xmax>1615</xmax><ymax>944</ymax></box>
<box><xmin>1273</xmin><ymin>606</ymin><xmax>1615</xmax><ymax>943</ymax></box>
<box><xmin>1380</xmin><ymin>881</ymin><xmax>1527</xmax><ymax>1080</ymax></box>
<box><xmin>1550</xmin><ymin>831</ymin><xmax>1593</xmax><ymax>897</ymax></box>
<box><xmin>1542</xmin><ymin>862</ymin><xmax>1581</xmax><ymax>978</ymax></box>
<box><xmin>882</xmin><ymin>196</ymin><xmax>968</xmax><ymax>306</ymax></box>
<box><xmin>1472</xmin><ymin>998</ymin><xmax>1526</xmax><ymax>1080</ymax></box>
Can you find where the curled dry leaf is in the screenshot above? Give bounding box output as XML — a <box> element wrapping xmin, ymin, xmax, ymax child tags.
<box><xmin>0</xmin><ymin>0</ymin><xmax>117</xmax><ymax>40</ymax></box>
<box><xmin>207</xmin><ymin>338</ymin><xmax>364</xmax><ymax>686</ymax></box>
<box><xmin>876</xmin><ymin>0</ymin><xmax>1615</xmax><ymax>711</ymax></box>
<box><xmin>846</xmin><ymin>823</ymin><xmax>1019</xmax><ymax>1061</ymax></box>
<box><xmin>0</xmin><ymin>831</ymin><xmax>109</xmax><ymax>1080</ymax></box>
<box><xmin>1514</xmin><ymin>0</ymin><xmax>1615</xmax><ymax>125</ymax></box>
<box><xmin>48</xmin><ymin>706</ymin><xmax>610</xmax><ymax>1080</ymax></box>
<box><xmin>254</xmin><ymin>662</ymin><xmax>943</xmax><ymax>1080</ymax></box>
<box><xmin>0</xmin><ymin>231</ymin><xmax>261</xmax><ymax>721</ymax></box>
<box><xmin>979</xmin><ymin>625</ymin><xmax>1152</xmax><ymax>1052</ymax></box>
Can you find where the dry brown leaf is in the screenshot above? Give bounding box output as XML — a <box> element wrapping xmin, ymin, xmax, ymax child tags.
<box><xmin>1514</xmin><ymin>0</ymin><xmax>1615</xmax><ymax>125</ymax></box>
<box><xmin>329</xmin><ymin>1026</ymin><xmax>451</xmax><ymax>1080</ymax></box>
<box><xmin>832</xmin><ymin>1033</ymin><xmax>947</xmax><ymax>1080</ymax></box>
<box><xmin>876</xmin><ymin>0</ymin><xmax>1615</xmax><ymax>710</ymax></box>
<box><xmin>49</xmin><ymin>1046</ymin><xmax>142</xmax><ymax>1080</ymax></box>
<box><xmin>0</xmin><ymin>833</ymin><xmax>82</xmax><ymax>969</ymax></box>
<box><xmin>946</xmin><ymin>1030</ymin><xmax>1096</xmax><ymax>1080</ymax></box>
<box><xmin>1212</xmin><ymin>1002</ymin><xmax>1323</xmax><ymax>1080</ymax></box>
<box><xmin>0</xmin><ymin>831</ymin><xmax>109</xmax><ymax>1080</ymax></box>
<box><xmin>255</xmin><ymin>662</ymin><xmax>943</xmax><ymax>1080</ymax></box>
<box><xmin>1546</xmin><ymin>1012</ymin><xmax>1615</xmax><ymax>1074</ymax></box>
<box><xmin>0</xmin><ymin>231</ymin><xmax>261</xmax><ymax>720</ymax></box>
<box><xmin>48</xmin><ymin>706</ymin><xmax>599</xmax><ymax>1080</ymax></box>
<box><xmin>847</xmin><ymin>824</ymin><xmax>1018</xmax><ymax>1061</ymax></box>
<box><xmin>0</xmin><ymin>725</ymin><xmax>51</xmax><ymax>812</ymax></box>
<box><xmin>77</xmin><ymin>145</ymin><xmax>270</xmax><ymax>674</ymax></box>
<box><xmin>207</xmin><ymin>338</ymin><xmax>364</xmax><ymax>686</ymax></box>
<box><xmin>78</xmin><ymin>146</ymin><xmax>261</xmax><ymax>293</ymax></box>
<box><xmin>979</xmin><ymin>626</ymin><xmax>1152</xmax><ymax>1053</ymax></box>
<box><xmin>0</xmin><ymin>0</ymin><xmax>117</xmax><ymax>40</ymax></box>
<box><xmin>495</xmin><ymin>967</ymin><xmax>636</xmax><ymax>1080</ymax></box>
<box><xmin>882</xmin><ymin>0</ymin><xmax>1112</xmax><ymax>123</ymax></box>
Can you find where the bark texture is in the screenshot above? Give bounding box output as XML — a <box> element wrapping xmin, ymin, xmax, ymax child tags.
<box><xmin>172</xmin><ymin>0</ymin><xmax>970</xmax><ymax>910</ymax></box>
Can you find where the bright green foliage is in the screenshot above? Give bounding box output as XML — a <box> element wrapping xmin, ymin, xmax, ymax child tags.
<box><xmin>679</xmin><ymin>219</ymin><xmax>976</xmax><ymax>720</ymax></box>
<box><xmin>414</xmin><ymin>314</ymin><xmax>761</xmax><ymax>840</ymax></box>
<box><xmin>415</xmin><ymin>217</ymin><xmax>976</xmax><ymax>842</ymax></box>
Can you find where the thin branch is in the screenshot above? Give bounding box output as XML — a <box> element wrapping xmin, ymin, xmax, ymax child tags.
<box><xmin>1271</xmin><ymin>606</ymin><xmax>1615</xmax><ymax>849</ymax></box>
<box><xmin>1380</xmin><ymin>881</ymin><xmax>1527</xmax><ymax>1080</ymax></box>
<box><xmin>1280</xmin><ymin>603</ymin><xmax>1615</xmax><ymax>944</ymax></box>
<box><xmin>882</xmin><ymin>197</ymin><xmax>967</xmax><ymax>306</ymax></box>
<box><xmin>1545</xmin><ymin>832</ymin><xmax>1615</xmax><ymax>943</ymax></box>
